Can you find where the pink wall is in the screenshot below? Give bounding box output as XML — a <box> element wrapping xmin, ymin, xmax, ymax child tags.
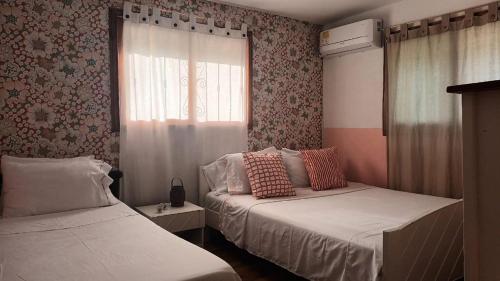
<box><xmin>324</xmin><ymin>128</ymin><xmax>387</xmax><ymax>187</ymax></box>
<box><xmin>323</xmin><ymin>50</ymin><xmax>387</xmax><ymax>188</ymax></box>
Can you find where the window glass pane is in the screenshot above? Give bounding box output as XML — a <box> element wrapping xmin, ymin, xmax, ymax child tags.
<box><xmin>128</xmin><ymin>55</ymin><xmax>189</xmax><ymax>121</ymax></box>
<box><xmin>180</xmin><ymin>59</ymin><xmax>189</xmax><ymax>120</ymax></box>
<box><xmin>164</xmin><ymin>58</ymin><xmax>188</xmax><ymax>120</ymax></box>
<box><xmin>230</xmin><ymin>65</ymin><xmax>243</xmax><ymax>121</ymax></box>
<box><xmin>196</xmin><ymin>62</ymin><xmax>244</xmax><ymax>122</ymax></box>
<box><xmin>206</xmin><ymin>62</ymin><xmax>220</xmax><ymax>121</ymax></box>
<box><xmin>218</xmin><ymin>64</ymin><xmax>231</xmax><ymax>121</ymax></box>
<box><xmin>165</xmin><ymin>58</ymin><xmax>179</xmax><ymax>120</ymax></box>
<box><xmin>196</xmin><ymin>62</ymin><xmax>207</xmax><ymax>122</ymax></box>
<box><xmin>151</xmin><ymin>57</ymin><xmax>165</xmax><ymax>120</ymax></box>
<box><xmin>131</xmin><ymin>54</ymin><xmax>151</xmax><ymax>121</ymax></box>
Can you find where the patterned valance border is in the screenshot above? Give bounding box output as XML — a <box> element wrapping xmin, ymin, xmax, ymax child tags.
<box><xmin>385</xmin><ymin>1</ymin><xmax>499</xmax><ymax>43</ymax></box>
<box><xmin>123</xmin><ymin>2</ymin><xmax>248</xmax><ymax>39</ymax></box>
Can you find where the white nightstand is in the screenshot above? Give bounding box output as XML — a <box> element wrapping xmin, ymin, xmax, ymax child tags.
<box><xmin>136</xmin><ymin>202</ymin><xmax>205</xmax><ymax>247</ymax></box>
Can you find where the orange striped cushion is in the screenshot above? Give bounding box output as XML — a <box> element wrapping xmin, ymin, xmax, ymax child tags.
<box><xmin>243</xmin><ymin>152</ymin><xmax>296</xmax><ymax>199</ymax></box>
<box><xmin>301</xmin><ymin>147</ymin><xmax>347</xmax><ymax>190</ymax></box>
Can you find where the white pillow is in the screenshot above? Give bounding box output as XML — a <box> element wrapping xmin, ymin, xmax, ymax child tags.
<box><xmin>280</xmin><ymin>148</ymin><xmax>310</xmax><ymax>188</ymax></box>
<box><xmin>1</xmin><ymin>156</ymin><xmax>118</xmax><ymax>218</ymax></box>
<box><xmin>0</xmin><ymin>156</ymin><xmax>98</xmax><ymax>210</ymax></box>
<box><xmin>226</xmin><ymin>146</ymin><xmax>277</xmax><ymax>195</ymax></box>
<box><xmin>3</xmin><ymin>155</ymin><xmax>95</xmax><ymax>162</ymax></box>
<box><xmin>1</xmin><ymin>156</ymin><xmax>117</xmax><ymax>202</ymax></box>
<box><xmin>91</xmin><ymin>159</ymin><xmax>120</xmax><ymax>206</ymax></box>
<box><xmin>201</xmin><ymin>155</ymin><xmax>229</xmax><ymax>193</ymax></box>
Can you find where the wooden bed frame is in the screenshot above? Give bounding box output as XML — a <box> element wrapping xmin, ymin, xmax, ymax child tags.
<box><xmin>198</xmin><ymin>168</ymin><xmax>464</xmax><ymax>281</ymax></box>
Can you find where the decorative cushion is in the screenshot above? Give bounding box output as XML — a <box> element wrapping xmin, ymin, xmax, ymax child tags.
<box><xmin>280</xmin><ymin>148</ymin><xmax>310</xmax><ymax>188</ymax></box>
<box><xmin>243</xmin><ymin>152</ymin><xmax>295</xmax><ymax>199</ymax></box>
<box><xmin>300</xmin><ymin>147</ymin><xmax>348</xmax><ymax>191</ymax></box>
<box><xmin>201</xmin><ymin>154</ymin><xmax>229</xmax><ymax>193</ymax></box>
<box><xmin>226</xmin><ymin>146</ymin><xmax>278</xmax><ymax>195</ymax></box>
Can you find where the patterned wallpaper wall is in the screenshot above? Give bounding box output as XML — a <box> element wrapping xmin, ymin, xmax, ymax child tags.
<box><xmin>0</xmin><ymin>0</ymin><xmax>322</xmax><ymax>166</ymax></box>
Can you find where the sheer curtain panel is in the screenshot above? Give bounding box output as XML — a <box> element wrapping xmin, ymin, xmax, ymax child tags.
<box><xmin>386</xmin><ymin>4</ymin><xmax>500</xmax><ymax>198</ymax></box>
<box><xmin>119</xmin><ymin>5</ymin><xmax>249</xmax><ymax>206</ymax></box>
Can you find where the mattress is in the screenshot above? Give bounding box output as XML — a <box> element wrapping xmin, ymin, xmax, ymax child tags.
<box><xmin>0</xmin><ymin>203</ymin><xmax>240</xmax><ymax>281</ymax></box>
<box><xmin>211</xmin><ymin>182</ymin><xmax>460</xmax><ymax>281</ymax></box>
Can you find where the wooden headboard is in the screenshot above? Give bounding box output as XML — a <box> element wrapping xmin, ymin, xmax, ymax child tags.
<box><xmin>0</xmin><ymin>169</ymin><xmax>123</xmax><ymax>199</ymax></box>
<box><xmin>108</xmin><ymin>169</ymin><xmax>123</xmax><ymax>199</ymax></box>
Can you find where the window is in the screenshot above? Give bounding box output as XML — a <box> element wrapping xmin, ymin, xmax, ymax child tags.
<box><xmin>127</xmin><ymin>53</ymin><xmax>246</xmax><ymax>123</ymax></box>
<box><xmin>108</xmin><ymin>8</ymin><xmax>253</xmax><ymax>131</ymax></box>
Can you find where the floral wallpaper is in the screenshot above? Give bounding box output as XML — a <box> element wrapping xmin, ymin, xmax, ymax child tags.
<box><xmin>0</xmin><ymin>0</ymin><xmax>322</xmax><ymax>167</ymax></box>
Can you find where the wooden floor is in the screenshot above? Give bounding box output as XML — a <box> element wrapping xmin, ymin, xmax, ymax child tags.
<box><xmin>204</xmin><ymin>230</ymin><xmax>307</xmax><ymax>281</ymax></box>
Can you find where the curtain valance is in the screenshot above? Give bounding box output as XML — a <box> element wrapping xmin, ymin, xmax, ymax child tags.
<box><xmin>123</xmin><ymin>2</ymin><xmax>247</xmax><ymax>39</ymax></box>
<box><xmin>385</xmin><ymin>1</ymin><xmax>499</xmax><ymax>42</ymax></box>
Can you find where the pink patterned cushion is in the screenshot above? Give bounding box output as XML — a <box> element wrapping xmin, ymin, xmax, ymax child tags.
<box><xmin>301</xmin><ymin>147</ymin><xmax>347</xmax><ymax>191</ymax></box>
<box><xmin>243</xmin><ymin>152</ymin><xmax>296</xmax><ymax>199</ymax></box>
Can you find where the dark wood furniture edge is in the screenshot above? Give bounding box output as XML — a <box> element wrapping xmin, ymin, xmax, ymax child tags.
<box><xmin>109</xmin><ymin>168</ymin><xmax>123</xmax><ymax>199</ymax></box>
<box><xmin>0</xmin><ymin>169</ymin><xmax>123</xmax><ymax>200</ymax></box>
<box><xmin>447</xmin><ymin>80</ymin><xmax>500</xmax><ymax>93</ymax></box>
<box><xmin>247</xmin><ymin>31</ymin><xmax>254</xmax><ymax>130</ymax></box>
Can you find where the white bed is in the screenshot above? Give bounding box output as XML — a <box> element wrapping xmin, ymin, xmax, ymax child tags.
<box><xmin>0</xmin><ymin>202</ymin><xmax>240</xmax><ymax>281</ymax></box>
<box><xmin>200</xmin><ymin>177</ymin><xmax>464</xmax><ymax>281</ymax></box>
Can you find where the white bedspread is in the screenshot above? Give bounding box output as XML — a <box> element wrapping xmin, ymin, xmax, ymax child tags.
<box><xmin>0</xmin><ymin>203</ymin><xmax>240</xmax><ymax>281</ymax></box>
<box><xmin>218</xmin><ymin>182</ymin><xmax>460</xmax><ymax>281</ymax></box>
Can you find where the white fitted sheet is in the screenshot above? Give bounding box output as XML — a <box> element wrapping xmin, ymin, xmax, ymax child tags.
<box><xmin>215</xmin><ymin>182</ymin><xmax>460</xmax><ymax>281</ymax></box>
<box><xmin>205</xmin><ymin>191</ymin><xmax>230</xmax><ymax>213</ymax></box>
<box><xmin>0</xmin><ymin>203</ymin><xmax>240</xmax><ymax>281</ymax></box>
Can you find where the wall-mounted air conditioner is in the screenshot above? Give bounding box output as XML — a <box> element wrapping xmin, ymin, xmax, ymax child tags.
<box><xmin>320</xmin><ymin>19</ymin><xmax>383</xmax><ymax>57</ymax></box>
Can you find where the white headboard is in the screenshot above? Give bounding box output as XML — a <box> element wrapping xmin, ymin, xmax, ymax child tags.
<box><xmin>198</xmin><ymin>167</ymin><xmax>210</xmax><ymax>207</ymax></box>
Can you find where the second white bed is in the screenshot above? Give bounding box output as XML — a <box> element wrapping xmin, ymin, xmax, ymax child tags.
<box><xmin>202</xmin><ymin>182</ymin><xmax>463</xmax><ymax>281</ymax></box>
<box><xmin>0</xmin><ymin>202</ymin><xmax>240</xmax><ymax>281</ymax></box>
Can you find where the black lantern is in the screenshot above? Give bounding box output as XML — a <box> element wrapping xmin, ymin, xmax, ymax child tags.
<box><xmin>170</xmin><ymin>178</ymin><xmax>185</xmax><ymax>207</ymax></box>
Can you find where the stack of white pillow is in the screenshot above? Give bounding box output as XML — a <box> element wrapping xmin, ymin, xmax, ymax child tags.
<box><xmin>201</xmin><ymin>146</ymin><xmax>311</xmax><ymax>195</ymax></box>
<box><xmin>1</xmin><ymin>156</ymin><xmax>119</xmax><ymax>218</ymax></box>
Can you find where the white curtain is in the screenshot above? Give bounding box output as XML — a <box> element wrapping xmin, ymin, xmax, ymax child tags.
<box><xmin>387</xmin><ymin>21</ymin><xmax>500</xmax><ymax>198</ymax></box>
<box><xmin>120</xmin><ymin>21</ymin><xmax>248</xmax><ymax>206</ymax></box>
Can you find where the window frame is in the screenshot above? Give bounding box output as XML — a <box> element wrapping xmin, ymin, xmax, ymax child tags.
<box><xmin>108</xmin><ymin>7</ymin><xmax>254</xmax><ymax>132</ymax></box>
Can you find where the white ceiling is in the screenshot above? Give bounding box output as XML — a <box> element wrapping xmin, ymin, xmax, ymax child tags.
<box><xmin>210</xmin><ymin>0</ymin><xmax>402</xmax><ymax>24</ymax></box>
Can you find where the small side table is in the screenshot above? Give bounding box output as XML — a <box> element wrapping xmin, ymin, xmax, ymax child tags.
<box><xmin>136</xmin><ymin>202</ymin><xmax>205</xmax><ymax>247</ymax></box>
